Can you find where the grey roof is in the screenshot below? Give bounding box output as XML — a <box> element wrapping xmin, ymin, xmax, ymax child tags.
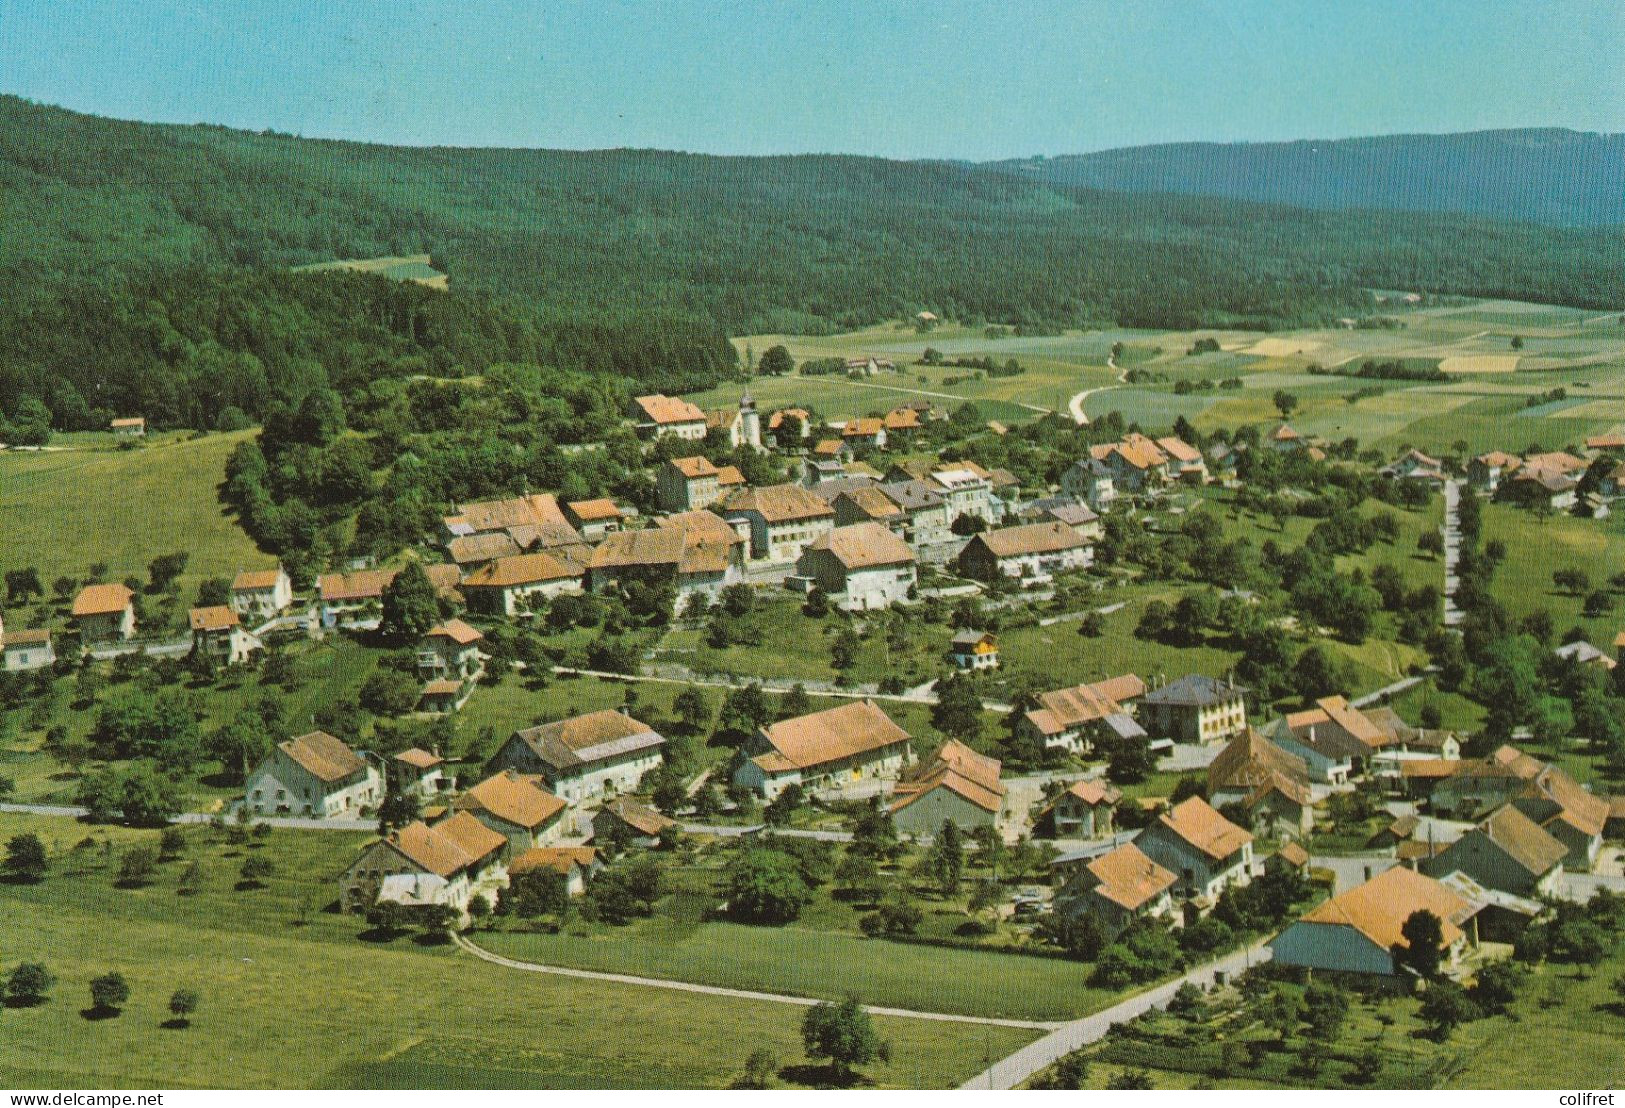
<box><xmin>1142</xmin><ymin>673</ymin><xmax>1246</xmax><ymax>708</ymax></box>
<box><xmin>810</xmin><ymin>476</ymin><xmax>881</xmax><ymax>503</ymax></box>
<box><xmin>1066</xmin><ymin>458</ymin><xmax>1112</xmax><ymax>477</ymax></box>
<box><xmin>878</xmin><ymin>479</ymin><xmax>946</xmax><ymax>511</ymax></box>
<box><xmin>1102</xmin><ymin>712</ymin><xmax>1147</xmax><ymax>740</ymax></box>
<box><xmin>951</xmin><ymin>629</ymin><xmax>994</xmax><ymax>647</ymax></box>
<box><xmin>1554</xmin><ymin>640</ymin><xmax>1609</xmax><ymax>665</ymax></box>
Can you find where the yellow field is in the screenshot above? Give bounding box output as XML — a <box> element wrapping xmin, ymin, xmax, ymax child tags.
<box><xmin>1244</xmin><ymin>337</ymin><xmax>1323</xmax><ymax>357</ymax></box>
<box><xmin>1439</xmin><ymin>354</ymin><xmax>1520</xmax><ymax>373</ymax></box>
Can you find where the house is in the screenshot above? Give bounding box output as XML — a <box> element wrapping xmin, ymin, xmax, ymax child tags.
<box><xmin>1056</xmin><ymin>843</ymin><xmax>1177</xmax><ymax>938</ymax></box>
<box><xmin>418</xmin><ymin>619</ymin><xmax>485</xmax><ymax>683</ymax></box>
<box><xmin>1267</xmin><ymin>841</ymin><xmax>1311</xmax><ymax>877</ymax></box>
<box><xmin>630</xmin><ymin>394</ymin><xmax>707</xmax><ymax>440</ymax></box>
<box><xmin>1266</xmin><ymin>423</ymin><xmax>1303</xmax><ymax>452</ymax></box>
<box><xmin>1207</xmin><ymin>442</ymin><xmax>1245</xmax><ymax>485</ymax></box>
<box><xmin>589</xmin><ymin>517</ymin><xmax>746</xmax><ymax>605</ymax></box>
<box><xmin>957</xmin><ymin>521</ymin><xmax>1091</xmax><ymax>584</ymax></box>
<box><xmin>1362</xmin><ymin>706</ymin><xmax>1462</xmax><ymax>761</ymax></box>
<box><xmin>509</xmin><ymin>845</ymin><xmax>602</xmax><ymax>896</ymax></box>
<box><xmin>1269</xmin><ymin>866</ymin><xmax>1475</xmax><ymax>977</ymax></box>
<box><xmin>1586</xmin><ymin>433</ymin><xmax>1625</xmax><ymax>456</ymax></box>
<box><xmin>446</xmin><ymin>532</ymin><xmax>524</xmax><ymax>571</ymax></box>
<box><xmin>1157</xmin><ymin>436</ymin><xmax>1209</xmax><ymax>484</ymax></box>
<box><xmin>657</xmin><ymin>455</ymin><xmax>747</xmax><ymax>512</ymax></box>
<box><xmin>1090</xmin><ymin>434</ymin><xmax>1171</xmax><ymax>493</ymax></box>
<box><xmin>845</xmin><ymin>355</ymin><xmax>897</xmax><ymax>375</ymax></box>
<box><xmin>794</xmin><ymin>523</ymin><xmax>916</xmax><ymax>611</ymax></box>
<box><xmin>948</xmin><ymin>629</ymin><xmax>999</xmax><ymax>671</ymax></box>
<box><xmin>1132</xmin><ymin>796</ymin><xmax>1254</xmax><ymax>902</ymax></box>
<box><xmin>1059</xmin><ymin>458</ymin><xmax>1118</xmax><ymax>513</ymax></box>
<box><xmin>889</xmin><ymin>740</ymin><xmax>1004</xmax><ymax>837</ymax></box>
<box><xmin>418</xmin><ymin>679</ymin><xmax>473</xmax><ymax>714</ymax></box>
<box><xmin>718</xmin><ymin>483</ymin><xmax>836</xmax><ymax>564</ymax></box>
<box><xmin>704</xmin><ymin>394</ymin><xmax>764</xmax><ymax>451</ymax></box>
<box><xmin>924</xmin><ymin>463</ymin><xmax>998</xmax><ymax>525</ymax></box>
<box><xmin>1431</xmin><ymin>746</ymin><xmax>1607</xmax><ymax>868</ymax></box>
<box><xmin>563</xmin><ymin>498</ymin><xmax>626</xmax><ymax>539</ymax></box>
<box><xmin>229</xmin><ymin>566</ymin><xmax>294</xmax><ymax>620</ymax></box>
<box><xmin>460</xmin><ymin>551</ymin><xmax>585</xmax><ymax>617</ymax></box>
<box><xmin>1501</xmin><ymin>463</ymin><xmax>1580</xmax><ymax>511</ymax></box>
<box><xmin>1140</xmin><ymin>674</ymin><xmax>1248</xmax><ymax>745</ymax></box>
<box><xmin>454</xmin><ymin>769</ymin><xmax>569</xmax><ymax>849</ymax></box>
<box><xmin>733</xmin><ymin>700</ymin><xmax>912</xmax><ymax>800</ymax></box>
<box><xmin>1021</xmin><ymin>674</ymin><xmax>1147</xmax><ymax>754</ymax></box>
<box><xmin>487</xmin><ymin>710</ymin><xmax>666</xmax><ymax>803</ymax></box>
<box><xmin>1279</xmin><ymin>695</ymin><xmax>1395</xmax><ymax>775</ymax></box>
<box><xmin>317</xmin><ymin>569</ymin><xmax>397</xmax><ymax>628</ymax></box>
<box><xmin>832</xmin><ymin>485</ymin><xmax>909</xmax><ymax>535</ymax></box>
<box><xmin>339</xmin><ymin>812</ymin><xmax>508</xmax><ymax>922</ymax></box>
<box><xmin>1382</xmin><ymin>449</ymin><xmax>1448</xmax><ymax>487</ymax></box>
<box><xmin>440</xmin><ymin>493</ymin><xmax>575</xmax><ymax>544</ymax></box>
<box><xmin>1022</xmin><ymin>498</ymin><xmax>1104</xmax><ymax>543</ymax></box>
<box><xmin>841</xmin><ymin>417</ymin><xmax>887</xmax><ymax>449</ymax></box>
<box><xmin>811</xmin><ymin>438</ymin><xmax>853</xmax><ymax>463</ymax></box>
<box><xmin>591</xmin><ymin>797</ymin><xmax>678</xmax><ymax>846</ymax></box>
<box><xmin>883</xmin><ymin>407</ymin><xmax>923</xmax><ymax>437</ymax></box>
<box><xmin>245</xmin><ymin>731</ymin><xmax>382</xmax><ymax>818</ymax></box>
<box><xmin>1598</xmin><ymin>461</ymin><xmax>1625</xmax><ymax>501</ymax></box>
<box><xmin>72</xmin><ymin>583</ymin><xmax>136</xmax><ymax>644</ymax></box>
<box><xmin>1420</xmin><ymin>804</ymin><xmax>1566</xmax><ymax>897</ymax></box>
<box><xmin>1468</xmin><ymin>451</ymin><xmax>1521</xmax><ymax>494</ymax></box>
<box><xmin>875</xmin><ymin>480</ymin><xmax>953</xmax><ymax>547</ymax></box>
<box><xmin>188</xmin><ymin>605</ymin><xmax>263</xmax><ymax>665</ymax></box>
<box><xmin>1205</xmin><ymin>730</ymin><xmax>1314</xmax><ymax>839</ymax></box>
<box><xmin>1553</xmin><ymin>639</ymin><xmax>1617</xmax><ymax>672</ymax></box>
<box><xmin>1</xmin><ymin>628</ymin><xmax>55</xmax><ymax>672</ymax></box>
<box><xmin>390</xmin><ymin>748</ymin><xmax>452</xmax><ymax>801</ymax></box>
<box><xmin>768</xmin><ymin>408</ymin><xmax>812</xmax><ymax>445</ymax></box>
<box><xmin>110</xmin><ymin>417</ymin><xmax>146</xmax><ymax>437</ymax></box>
<box><xmin>1043</xmin><ymin>779</ymin><xmax>1122</xmax><ymax>839</ymax></box>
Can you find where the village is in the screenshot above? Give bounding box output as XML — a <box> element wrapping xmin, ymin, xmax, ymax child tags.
<box><xmin>5</xmin><ymin>347</ymin><xmax>1625</xmax><ymax>1089</ymax></box>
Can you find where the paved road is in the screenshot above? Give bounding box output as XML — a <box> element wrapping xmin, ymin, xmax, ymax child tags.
<box><xmin>1351</xmin><ymin>674</ymin><xmax>1426</xmax><ymax>708</ymax></box>
<box><xmin>1442</xmin><ymin>479</ymin><xmax>1464</xmax><ymax>627</ymax></box>
<box><xmin>0</xmin><ymin>801</ymin><xmax>374</xmax><ymax>832</ymax></box>
<box><xmin>959</xmin><ymin>937</ymin><xmax>1275</xmax><ymax>1089</ymax></box>
<box><xmin>680</xmin><ymin>822</ymin><xmax>852</xmax><ymax>842</ymax></box>
<box><xmin>1066</xmin><ymin>354</ymin><xmax>1127</xmax><ymax>426</ymax></box>
<box><xmin>452</xmin><ymin>932</ymin><xmax>1061</xmax><ymax>1030</ymax></box>
<box><xmin>559</xmin><ymin>665</ymin><xmax>1013</xmax><ymax>714</ymax></box>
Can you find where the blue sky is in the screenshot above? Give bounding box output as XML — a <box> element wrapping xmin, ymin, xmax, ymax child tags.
<box><xmin>1</xmin><ymin>0</ymin><xmax>1620</xmax><ymax>158</ymax></box>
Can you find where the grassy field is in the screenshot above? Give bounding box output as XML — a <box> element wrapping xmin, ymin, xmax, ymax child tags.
<box><xmin>1479</xmin><ymin>501</ymin><xmax>1625</xmax><ymax>646</ymax></box>
<box><xmin>0</xmin><ymin>812</ymin><xmax>1035</xmax><ymax>1089</ymax></box>
<box><xmin>0</xmin><ymin>431</ymin><xmax>268</xmax><ymax>606</ymax></box>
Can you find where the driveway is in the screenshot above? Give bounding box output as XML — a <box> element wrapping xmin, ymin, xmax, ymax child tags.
<box><xmin>959</xmin><ymin>938</ymin><xmax>1274</xmax><ymax>1089</ymax></box>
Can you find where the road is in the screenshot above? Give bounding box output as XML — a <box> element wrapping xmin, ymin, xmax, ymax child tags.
<box><xmin>452</xmin><ymin>932</ymin><xmax>1061</xmax><ymax>1031</ymax></box>
<box><xmin>959</xmin><ymin>937</ymin><xmax>1275</xmax><ymax>1089</ymax></box>
<box><xmin>1442</xmin><ymin>479</ymin><xmax>1464</xmax><ymax>627</ymax></box>
<box><xmin>0</xmin><ymin>801</ymin><xmax>374</xmax><ymax>832</ymax></box>
<box><xmin>680</xmin><ymin>822</ymin><xmax>852</xmax><ymax>842</ymax></box>
<box><xmin>561</xmin><ymin>665</ymin><xmax>1013</xmax><ymax>714</ymax></box>
<box><xmin>1066</xmin><ymin>353</ymin><xmax>1127</xmax><ymax>426</ymax></box>
<box><xmin>837</xmin><ymin>377</ymin><xmax>1053</xmax><ymax>415</ymax></box>
<box><xmin>1350</xmin><ymin>674</ymin><xmax>1426</xmax><ymax>708</ymax></box>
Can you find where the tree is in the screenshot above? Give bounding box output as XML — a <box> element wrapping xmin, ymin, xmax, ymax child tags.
<box><xmin>1417</xmin><ymin>531</ymin><xmax>1444</xmax><ymax>559</ymax></box>
<box><xmin>930</xmin><ymin>672</ymin><xmax>984</xmax><ymax>743</ymax></box>
<box><xmin>726</xmin><ymin>849</ymin><xmax>811</xmax><ymax>924</ymax></box>
<box><xmin>1272</xmin><ymin>390</ymin><xmax>1298</xmax><ymax>419</ymax></box>
<box><xmin>3</xmin><ymin>832</ymin><xmax>47</xmax><ymax>883</ymax></box>
<box><xmin>147</xmin><ymin>552</ymin><xmax>189</xmax><ymax>593</ymax></box>
<box><xmin>672</xmin><ymin>687</ymin><xmax>712</xmax><ymax>734</ymax></box>
<box><xmin>1106</xmin><ymin>1070</ymin><xmax>1154</xmax><ymax>1090</ymax></box>
<box><xmin>5</xmin><ymin>962</ymin><xmax>56</xmax><ymax>1005</ymax></box>
<box><xmin>376</xmin><ymin>786</ymin><xmax>422</xmax><ymax>834</ymax></box>
<box><xmin>1302</xmin><ymin>981</ymin><xmax>1349</xmax><ymax>1041</ymax></box>
<box><xmin>239</xmin><ymin>855</ymin><xmax>275</xmax><ymax>888</ymax></box>
<box><xmin>1396</xmin><ymin>909</ymin><xmax>1445</xmax><ymax>978</ymax></box>
<box><xmin>763</xmin><ymin>782</ymin><xmax>804</xmax><ymax>827</ymax></box>
<box><xmin>1469</xmin><ymin>960</ymin><xmax>1524</xmax><ymax>1015</ymax></box>
<box><xmin>1418</xmin><ymin>980</ymin><xmax>1480</xmax><ymax>1039</ymax></box>
<box><xmin>1553</xmin><ymin>567</ymin><xmax>1590</xmax><ymax>595</ymax></box>
<box><xmin>830</xmin><ymin>625</ymin><xmax>860</xmax><ymax>671</ymax></box>
<box><xmin>359</xmin><ymin>668</ymin><xmax>420</xmax><ymax>716</ymax></box>
<box><xmin>116</xmin><ymin>845</ymin><xmax>159</xmax><ymax>887</ymax></box>
<box><xmin>758</xmin><ymin>344</ymin><xmax>794</xmax><ymax>377</ymax></box>
<box><xmin>4</xmin><ymin>567</ymin><xmax>43</xmax><ymax>603</ymax></box>
<box><xmin>1293</xmin><ymin>644</ymin><xmax>1344</xmax><ymax>702</ymax></box>
<box><xmin>950</xmin><ymin>512</ymin><xmax>987</xmax><ymax>536</ymax></box>
<box><xmin>927</xmin><ymin>820</ymin><xmax>965</xmax><ymax>894</ymax></box>
<box><xmin>89</xmin><ymin>972</ymin><xmax>131</xmax><ymax>1015</ymax></box>
<box><xmin>735</xmin><ymin>1048</ymin><xmax>779</xmax><ymax>1089</ymax></box>
<box><xmin>365</xmin><ymin>898</ymin><xmax>410</xmax><ymax>937</ymax></box>
<box><xmin>159</xmin><ymin>825</ymin><xmax>187</xmax><ymax>859</ymax></box>
<box><xmin>168</xmin><ymin>987</ymin><xmax>200</xmax><ymax>1027</ymax></box>
<box><xmin>801</xmin><ymin>997</ymin><xmax>885</xmax><ymax>1082</ymax></box>
<box><xmin>380</xmin><ymin>561</ymin><xmax>440</xmax><ymax>642</ymax></box>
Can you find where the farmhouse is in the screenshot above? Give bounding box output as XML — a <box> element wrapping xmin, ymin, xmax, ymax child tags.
<box><xmin>1279</xmin><ymin>695</ymin><xmax>1394</xmax><ymax>774</ymax></box>
<box><xmin>245</xmin><ymin>731</ymin><xmax>382</xmax><ymax>819</ymax></box>
<box><xmin>657</xmin><ymin>455</ymin><xmax>746</xmax><ymax>512</ymax></box>
<box><xmin>454</xmin><ymin>769</ymin><xmax>569</xmax><ymax>849</ymax></box>
<box><xmin>587</xmin><ymin>520</ymin><xmax>745</xmax><ymax>604</ymax></box>
<box><xmin>1468</xmin><ymin>451</ymin><xmax>1521</xmax><ymax>494</ymax></box>
<box><xmin>591</xmin><ymin>797</ymin><xmax>678</xmax><ymax>846</ymax></box>
<box><xmin>1133</xmin><ymin>796</ymin><xmax>1254</xmax><ymax>902</ymax></box>
<box><xmin>441</xmin><ymin>493</ymin><xmax>574</xmax><ymax>542</ymax></box>
<box><xmin>1090</xmin><ymin>433</ymin><xmax>1172</xmax><ymax>493</ymax></box>
<box><xmin>71</xmin><ymin>583</ymin><xmax>136</xmax><ymax>644</ymax></box>
<box><xmin>1382</xmin><ymin>449</ymin><xmax>1448</xmax><ymax>486</ymax></box>
<box><xmin>832</xmin><ymin>484</ymin><xmax>908</xmax><ymax>532</ymax></box>
<box><xmin>110</xmin><ymin>416</ymin><xmax>146</xmax><ymax>436</ymax></box>
<box><xmin>339</xmin><ymin>812</ymin><xmax>507</xmax><ymax>922</ymax></box>
<box><xmin>734</xmin><ymin>700</ymin><xmax>912</xmax><ymax>800</ymax></box>
<box><xmin>957</xmin><ymin>521</ymin><xmax>1091</xmax><ymax>584</ymax></box>
<box><xmin>1430</xmin><ymin>746</ymin><xmax>1607</xmax><ymax>867</ymax></box>
<box><xmin>389</xmin><ymin>748</ymin><xmax>451</xmax><ymax>801</ymax></box>
<box><xmin>1266</xmin><ymin>423</ymin><xmax>1303</xmax><ymax>452</ymax></box>
<box><xmin>1140</xmin><ymin>673</ymin><xmax>1248</xmax><ymax>745</ymax></box>
<box><xmin>630</xmin><ymin>394</ymin><xmax>707</xmax><ymax>440</ymax></box>
<box><xmin>187</xmin><ymin>605</ymin><xmax>263</xmax><ymax>665</ymax></box>
<box><xmin>446</xmin><ymin>532</ymin><xmax>523</xmax><ymax>570</ymax></box>
<box><xmin>488</xmin><ymin>710</ymin><xmax>666</xmax><ymax>803</ymax></box>
<box><xmin>889</xmin><ymin>740</ymin><xmax>1004</xmax><ymax>837</ymax></box>
<box><xmin>1157</xmin><ymin>436</ymin><xmax>1209</xmax><ymax>484</ymax></box>
<box><xmin>768</xmin><ymin>408</ymin><xmax>812</xmax><ymax>444</ymax></box>
<box><xmin>418</xmin><ymin>619</ymin><xmax>484</xmax><ymax>683</ymax></box>
<box><xmin>509</xmin><ymin>846</ymin><xmax>602</xmax><ymax>896</ymax></box>
<box><xmin>948</xmin><ymin>629</ymin><xmax>999</xmax><ymax>670</ymax></box>
<box><xmin>1059</xmin><ymin>457</ymin><xmax>1117</xmax><ymax>512</ymax></box>
<box><xmin>875</xmin><ymin>480</ymin><xmax>953</xmax><ymax>546</ymax></box>
<box><xmin>229</xmin><ymin>566</ymin><xmax>293</xmax><ymax>620</ymax></box>
<box><xmin>1</xmin><ymin>628</ymin><xmax>55</xmax><ymax>672</ymax></box>
<box><xmin>1269</xmin><ymin>866</ymin><xmax>1474</xmax><ymax>977</ymax></box>
<box><xmin>563</xmin><ymin>498</ymin><xmax>626</xmax><ymax>538</ymax></box>
<box><xmin>317</xmin><ymin>569</ymin><xmax>395</xmax><ymax>628</ymax></box>
<box><xmin>1022</xmin><ymin>497</ymin><xmax>1103</xmax><ymax>542</ymax></box>
<box><xmin>1420</xmin><ymin>804</ymin><xmax>1566</xmax><ymax>897</ymax></box>
<box><xmin>1021</xmin><ymin>674</ymin><xmax>1147</xmax><ymax>754</ymax></box>
<box><xmin>719</xmin><ymin>483</ymin><xmax>836</xmax><ymax>564</ymax></box>
<box><xmin>923</xmin><ymin>463</ymin><xmax>998</xmax><ymax>524</ymax></box>
<box><xmin>1043</xmin><ymin>779</ymin><xmax>1122</xmax><ymax>839</ymax></box>
<box><xmin>1206</xmin><ymin>729</ymin><xmax>1314</xmax><ymax>839</ymax></box>
<box><xmin>461</xmin><ymin>551</ymin><xmax>585</xmax><ymax>616</ymax></box>
<box><xmin>841</xmin><ymin>417</ymin><xmax>887</xmax><ymax>449</ymax></box>
<box><xmin>1056</xmin><ymin>843</ymin><xmax>1177</xmax><ymax>938</ymax></box>
<box><xmin>794</xmin><ymin>522</ymin><xmax>916</xmax><ymax>611</ymax></box>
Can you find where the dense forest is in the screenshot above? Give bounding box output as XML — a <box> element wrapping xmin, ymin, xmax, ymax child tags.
<box><xmin>984</xmin><ymin>128</ymin><xmax>1625</xmax><ymax>227</ymax></box>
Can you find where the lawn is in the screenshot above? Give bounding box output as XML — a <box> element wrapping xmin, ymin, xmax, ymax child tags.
<box><xmin>0</xmin><ymin>812</ymin><xmax>1036</xmax><ymax>1089</ymax></box>
<box><xmin>0</xmin><ymin>431</ymin><xmax>268</xmax><ymax>607</ymax></box>
<box><xmin>1480</xmin><ymin>501</ymin><xmax>1625</xmax><ymax>647</ymax></box>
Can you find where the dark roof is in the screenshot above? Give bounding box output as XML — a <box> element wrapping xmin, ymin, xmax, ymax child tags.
<box><xmin>1143</xmin><ymin>673</ymin><xmax>1246</xmax><ymax>707</ymax></box>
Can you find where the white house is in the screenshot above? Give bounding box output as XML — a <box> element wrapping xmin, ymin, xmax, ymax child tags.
<box><xmin>1</xmin><ymin>628</ymin><xmax>55</xmax><ymax>672</ymax></box>
<box><xmin>110</xmin><ymin>416</ymin><xmax>146</xmax><ymax>437</ymax></box>
<box><xmin>948</xmin><ymin>629</ymin><xmax>999</xmax><ymax>671</ymax></box>
<box><xmin>719</xmin><ymin>483</ymin><xmax>836</xmax><ymax>564</ymax></box>
<box><xmin>1419</xmin><ymin>804</ymin><xmax>1566</xmax><ymax>898</ymax></box>
<box><xmin>794</xmin><ymin>522</ymin><xmax>916</xmax><ymax>611</ymax></box>
<box><xmin>1044</xmin><ymin>779</ymin><xmax>1122</xmax><ymax>839</ymax></box>
<box><xmin>1021</xmin><ymin>674</ymin><xmax>1147</xmax><ymax>754</ymax></box>
<box><xmin>454</xmin><ymin>769</ymin><xmax>569</xmax><ymax>849</ymax></box>
<box><xmin>246</xmin><ymin>731</ymin><xmax>382</xmax><ymax>819</ymax></box>
<box><xmin>72</xmin><ymin>583</ymin><xmax>136</xmax><ymax>644</ymax></box>
<box><xmin>1140</xmin><ymin>674</ymin><xmax>1248</xmax><ymax>745</ymax></box>
<box><xmin>229</xmin><ymin>566</ymin><xmax>294</xmax><ymax>621</ymax></box>
<box><xmin>588</xmin><ymin>519</ymin><xmax>746</xmax><ymax>606</ymax></box>
<box><xmin>631</xmin><ymin>394</ymin><xmax>707</xmax><ymax>440</ymax></box>
<box><xmin>591</xmin><ymin>797</ymin><xmax>679</xmax><ymax>846</ymax></box>
<box><xmin>734</xmin><ymin>699</ymin><xmax>912</xmax><ymax>800</ymax></box>
<box><xmin>460</xmin><ymin>551</ymin><xmax>585</xmax><ymax>617</ymax></box>
<box><xmin>487</xmin><ymin>710</ymin><xmax>665</xmax><ymax>804</ymax></box>
<box><xmin>390</xmin><ymin>748</ymin><xmax>452</xmax><ymax>801</ymax></box>
<box><xmin>1060</xmin><ymin>458</ymin><xmax>1117</xmax><ymax>513</ymax></box>
<box><xmin>1056</xmin><ymin>842</ymin><xmax>1177</xmax><ymax>938</ymax></box>
<box><xmin>1132</xmin><ymin>796</ymin><xmax>1254</xmax><ymax>903</ymax></box>
<box><xmin>508</xmin><ymin>845</ymin><xmax>602</xmax><ymax>897</ymax></box>
<box><xmin>188</xmin><ymin>605</ymin><xmax>264</xmax><ymax>665</ymax></box>
<box><xmin>1269</xmin><ymin>866</ymin><xmax>1475</xmax><ymax>977</ymax></box>
<box><xmin>418</xmin><ymin>619</ymin><xmax>485</xmax><ymax>682</ymax></box>
<box><xmin>339</xmin><ymin>812</ymin><xmax>508</xmax><ymax>923</ymax></box>
<box><xmin>958</xmin><ymin>521</ymin><xmax>1091</xmax><ymax>584</ymax></box>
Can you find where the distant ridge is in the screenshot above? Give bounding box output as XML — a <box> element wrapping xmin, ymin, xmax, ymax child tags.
<box><xmin>980</xmin><ymin>129</ymin><xmax>1625</xmax><ymax>227</ymax></box>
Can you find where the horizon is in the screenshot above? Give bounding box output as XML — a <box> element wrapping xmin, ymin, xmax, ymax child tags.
<box><xmin>1</xmin><ymin>1</ymin><xmax>1621</xmax><ymax>160</ymax></box>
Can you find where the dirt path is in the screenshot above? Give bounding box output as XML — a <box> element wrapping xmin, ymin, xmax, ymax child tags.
<box><xmin>1067</xmin><ymin>354</ymin><xmax>1126</xmax><ymax>425</ymax></box>
<box><xmin>452</xmin><ymin>933</ymin><xmax>1062</xmax><ymax>1031</ymax></box>
<box><xmin>838</xmin><ymin>377</ymin><xmax>1052</xmax><ymax>414</ymax></box>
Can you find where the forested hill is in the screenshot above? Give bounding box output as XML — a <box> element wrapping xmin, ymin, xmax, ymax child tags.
<box><xmin>5</xmin><ymin>96</ymin><xmax>1623</xmax><ymax>339</ymax></box>
<box><xmin>981</xmin><ymin>129</ymin><xmax>1625</xmax><ymax>227</ymax></box>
